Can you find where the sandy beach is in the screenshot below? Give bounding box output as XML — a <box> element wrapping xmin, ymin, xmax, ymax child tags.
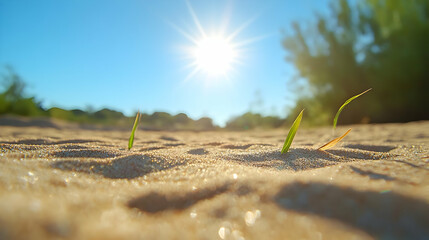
<box><xmin>0</xmin><ymin>118</ymin><xmax>428</xmax><ymax>240</ymax></box>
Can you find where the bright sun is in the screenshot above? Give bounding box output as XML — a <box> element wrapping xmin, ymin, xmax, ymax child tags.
<box><xmin>192</xmin><ymin>36</ymin><xmax>237</xmax><ymax>76</ymax></box>
<box><xmin>170</xmin><ymin>1</ymin><xmax>259</xmax><ymax>82</ymax></box>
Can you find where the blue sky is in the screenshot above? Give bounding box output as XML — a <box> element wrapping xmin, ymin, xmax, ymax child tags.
<box><xmin>0</xmin><ymin>0</ymin><xmax>330</xmax><ymax>126</ymax></box>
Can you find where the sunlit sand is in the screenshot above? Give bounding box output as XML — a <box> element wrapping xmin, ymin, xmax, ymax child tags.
<box><xmin>0</xmin><ymin>118</ymin><xmax>428</xmax><ymax>239</ymax></box>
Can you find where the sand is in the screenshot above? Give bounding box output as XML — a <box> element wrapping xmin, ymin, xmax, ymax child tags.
<box><xmin>0</xmin><ymin>118</ymin><xmax>428</xmax><ymax>240</ymax></box>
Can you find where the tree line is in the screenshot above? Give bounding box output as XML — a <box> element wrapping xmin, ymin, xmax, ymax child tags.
<box><xmin>0</xmin><ymin>67</ymin><xmax>286</xmax><ymax>130</ymax></box>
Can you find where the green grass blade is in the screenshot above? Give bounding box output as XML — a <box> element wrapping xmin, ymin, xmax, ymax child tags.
<box><xmin>281</xmin><ymin>109</ymin><xmax>304</xmax><ymax>154</ymax></box>
<box><xmin>333</xmin><ymin>88</ymin><xmax>371</xmax><ymax>130</ymax></box>
<box><xmin>128</xmin><ymin>112</ymin><xmax>140</xmax><ymax>150</ymax></box>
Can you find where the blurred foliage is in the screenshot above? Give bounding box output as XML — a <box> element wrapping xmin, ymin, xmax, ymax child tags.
<box><xmin>0</xmin><ymin>68</ymin><xmax>281</xmax><ymax>130</ymax></box>
<box><xmin>283</xmin><ymin>0</ymin><xmax>429</xmax><ymax>125</ymax></box>
<box><xmin>0</xmin><ymin>67</ymin><xmax>217</xmax><ymax>131</ymax></box>
<box><xmin>225</xmin><ymin>112</ymin><xmax>285</xmax><ymax>130</ymax></box>
<box><xmin>139</xmin><ymin>112</ymin><xmax>217</xmax><ymax>131</ymax></box>
<box><xmin>0</xmin><ymin>67</ymin><xmax>45</xmax><ymax>117</ymax></box>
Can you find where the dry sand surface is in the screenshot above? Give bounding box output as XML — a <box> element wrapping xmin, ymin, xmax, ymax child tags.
<box><xmin>0</xmin><ymin>117</ymin><xmax>428</xmax><ymax>240</ymax></box>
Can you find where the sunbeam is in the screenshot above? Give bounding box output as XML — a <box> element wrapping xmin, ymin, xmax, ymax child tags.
<box><xmin>172</xmin><ymin>1</ymin><xmax>263</xmax><ymax>84</ymax></box>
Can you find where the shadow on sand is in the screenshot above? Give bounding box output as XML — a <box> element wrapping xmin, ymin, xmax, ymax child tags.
<box><xmin>128</xmin><ymin>183</ymin><xmax>230</xmax><ymax>213</ymax></box>
<box><xmin>274</xmin><ymin>182</ymin><xmax>429</xmax><ymax>239</ymax></box>
<box><xmin>51</xmin><ymin>154</ymin><xmax>185</xmax><ymax>179</ymax></box>
<box><xmin>0</xmin><ymin>139</ymin><xmax>101</xmax><ymax>145</ymax></box>
<box><xmin>224</xmin><ymin>148</ymin><xmax>385</xmax><ymax>171</ymax></box>
<box><xmin>345</xmin><ymin>144</ymin><xmax>396</xmax><ymax>153</ymax></box>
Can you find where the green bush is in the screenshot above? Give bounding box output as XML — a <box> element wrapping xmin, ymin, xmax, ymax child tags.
<box><xmin>226</xmin><ymin>112</ymin><xmax>285</xmax><ymax>130</ymax></box>
<box><xmin>283</xmin><ymin>0</ymin><xmax>429</xmax><ymax>124</ymax></box>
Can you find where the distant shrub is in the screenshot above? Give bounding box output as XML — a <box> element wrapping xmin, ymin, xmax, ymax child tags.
<box><xmin>226</xmin><ymin>112</ymin><xmax>285</xmax><ymax>130</ymax></box>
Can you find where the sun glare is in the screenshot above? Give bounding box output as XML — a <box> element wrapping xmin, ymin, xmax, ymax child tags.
<box><xmin>169</xmin><ymin>1</ymin><xmax>261</xmax><ymax>83</ymax></box>
<box><xmin>192</xmin><ymin>36</ymin><xmax>237</xmax><ymax>76</ymax></box>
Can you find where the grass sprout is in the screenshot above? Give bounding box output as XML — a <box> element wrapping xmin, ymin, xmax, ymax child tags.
<box><xmin>128</xmin><ymin>112</ymin><xmax>141</xmax><ymax>150</ymax></box>
<box><xmin>333</xmin><ymin>88</ymin><xmax>371</xmax><ymax>130</ymax></box>
<box><xmin>281</xmin><ymin>109</ymin><xmax>304</xmax><ymax>154</ymax></box>
<box><xmin>318</xmin><ymin>128</ymin><xmax>351</xmax><ymax>151</ymax></box>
